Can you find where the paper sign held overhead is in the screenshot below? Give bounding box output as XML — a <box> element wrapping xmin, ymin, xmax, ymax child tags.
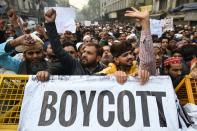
<box><xmin>44</xmin><ymin>7</ymin><xmax>76</xmax><ymax>33</ymax></box>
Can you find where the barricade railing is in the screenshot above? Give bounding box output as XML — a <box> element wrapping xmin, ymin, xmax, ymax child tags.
<box><xmin>175</xmin><ymin>75</ymin><xmax>197</xmax><ymax>105</ymax></box>
<box><xmin>0</xmin><ymin>75</ymin><xmax>28</xmax><ymax>131</ymax></box>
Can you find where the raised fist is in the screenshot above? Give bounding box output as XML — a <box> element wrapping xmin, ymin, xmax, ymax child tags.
<box><xmin>7</xmin><ymin>9</ymin><xmax>19</xmax><ymax>27</ymax></box>
<box><xmin>44</xmin><ymin>8</ymin><xmax>56</xmax><ymax>23</ymax></box>
<box><xmin>10</xmin><ymin>34</ymin><xmax>36</xmax><ymax>47</ymax></box>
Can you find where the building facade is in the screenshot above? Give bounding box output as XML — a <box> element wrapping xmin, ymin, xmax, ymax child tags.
<box><xmin>99</xmin><ymin>0</ymin><xmax>197</xmax><ymax>25</ymax></box>
<box><xmin>100</xmin><ymin>0</ymin><xmax>135</xmax><ymax>20</ymax></box>
<box><xmin>56</xmin><ymin>0</ymin><xmax>69</xmax><ymax>7</ymax></box>
<box><xmin>151</xmin><ymin>0</ymin><xmax>197</xmax><ymax>25</ymax></box>
<box><xmin>0</xmin><ymin>0</ymin><xmax>65</xmax><ymax>23</ymax></box>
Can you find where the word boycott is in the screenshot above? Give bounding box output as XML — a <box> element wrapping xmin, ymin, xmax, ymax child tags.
<box><xmin>38</xmin><ymin>90</ymin><xmax>167</xmax><ymax>127</ymax></box>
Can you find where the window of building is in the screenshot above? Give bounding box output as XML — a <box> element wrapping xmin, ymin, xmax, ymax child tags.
<box><xmin>136</xmin><ymin>0</ymin><xmax>145</xmax><ymax>6</ymax></box>
<box><xmin>159</xmin><ymin>0</ymin><xmax>167</xmax><ymax>10</ymax></box>
<box><xmin>176</xmin><ymin>0</ymin><xmax>189</xmax><ymax>7</ymax></box>
<box><xmin>145</xmin><ymin>0</ymin><xmax>153</xmax><ymax>5</ymax></box>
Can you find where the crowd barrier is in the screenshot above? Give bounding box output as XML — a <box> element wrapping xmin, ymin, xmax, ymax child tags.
<box><xmin>0</xmin><ymin>75</ymin><xmax>28</xmax><ymax>131</ymax></box>
<box><xmin>0</xmin><ymin>74</ymin><xmax>196</xmax><ymax>131</ymax></box>
<box><xmin>175</xmin><ymin>75</ymin><xmax>197</xmax><ymax>105</ymax></box>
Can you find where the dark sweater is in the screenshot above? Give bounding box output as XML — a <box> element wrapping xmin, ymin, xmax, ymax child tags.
<box><xmin>45</xmin><ymin>22</ymin><xmax>104</xmax><ymax>75</ymax></box>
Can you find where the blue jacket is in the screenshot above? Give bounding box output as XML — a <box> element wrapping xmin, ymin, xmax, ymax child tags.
<box><xmin>0</xmin><ymin>42</ymin><xmax>21</xmax><ymax>73</ymax></box>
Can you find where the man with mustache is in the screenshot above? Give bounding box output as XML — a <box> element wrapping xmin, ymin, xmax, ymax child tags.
<box><xmin>37</xmin><ymin>8</ymin><xmax>156</xmax><ymax>84</ymax></box>
<box><xmin>100</xmin><ymin>45</ymin><xmax>113</xmax><ymax>67</ymax></box>
<box><xmin>98</xmin><ymin>41</ymin><xmax>137</xmax><ymax>76</ymax></box>
<box><xmin>36</xmin><ymin>8</ymin><xmax>105</xmax><ymax>80</ymax></box>
<box><xmin>97</xmin><ymin>7</ymin><xmax>156</xmax><ymax>85</ymax></box>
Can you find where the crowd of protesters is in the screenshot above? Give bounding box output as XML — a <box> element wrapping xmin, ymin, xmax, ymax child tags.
<box><xmin>0</xmin><ymin>8</ymin><xmax>197</xmax><ymax>87</ymax></box>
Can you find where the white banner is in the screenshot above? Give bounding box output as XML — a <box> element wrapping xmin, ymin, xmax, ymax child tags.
<box><xmin>44</xmin><ymin>7</ymin><xmax>76</xmax><ymax>33</ymax></box>
<box><xmin>94</xmin><ymin>21</ymin><xmax>99</xmax><ymax>26</ymax></box>
<box><xmin>162</xmin><ymin>17</ymin><xmax>174</xmax><ymax>32</ymax></box>
<box><xmin>19</xmin><ymin>76</ymin><xmax>182</xmax><ymax>131</ymax></box>
<box><xmin>84</xmin><ymin>21</ymin><xmax>91</xmax><ymax>26</ymax></box>
<box><xmin>150</xmin><ymin>19</ymin><xmax>163</xmax><ymax>37</ymax></box>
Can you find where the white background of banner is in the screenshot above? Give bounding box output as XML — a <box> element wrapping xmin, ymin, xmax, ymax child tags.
<box><xmin>19</xmin><ymin>76</ymin><xmax>181</xmax><ymax>131</ymax></box>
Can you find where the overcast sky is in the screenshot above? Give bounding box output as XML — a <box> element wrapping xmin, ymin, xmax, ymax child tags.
<box><xmin>69</xmin><ymin>0</ymin><xmax>89</xmax><ymax>10</ymax></box>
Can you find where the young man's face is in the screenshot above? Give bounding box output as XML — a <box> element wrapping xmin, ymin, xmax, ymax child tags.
<box><xmin>194</xmin><ymin>32</ymin><xmax>197</xmax><ymax>38</ymax></box>
<box><xmin>169</xmin><ymin>40</ymin><xmax>177</xmax><ymax>50</ymax></box>
<box><xmin>161</xmin><ymin>38</ymin><xmax>169</xmax><ymax>49</ymax></box>
<box><xmin>24</xmin><ymin>49</ymin><xmax>44</xmax><ymax>62</ymax></box>
<box><xmin>63</xmin><ymin>46</ymin><xmax>77</xmax><ymax>59</ymax></box>
<box><xmin>46</xmin><ymin>44</ymin><xmax>55</xmax><ymax>57</ymax></box>
<box><xmin>154</xmin><ymin>47</ymin><xmax>162</xmax><ymax>67</ymax></box>
<box><xmin>168</xmin><ymin>63</ymin><xmax>183</xmax><ymax>79</ymax></box>
<box><xmin>101</xmin><ymin>46</ymin><xmax>113</xmax><ymax>65</ymax></box>
<box><xmin>81</xmin><ymin>46</ymin><xmax>100</xmax><ymax>67</ymax></box>
<box><xmin>115</xmin><ymin>50</ymin><xmax>134</xmax><ymax>67</ymax></box>
<box><xmin>119</xmin><ymin>33</ymin><xmax>127</xmax><ymax>41</ymax></box>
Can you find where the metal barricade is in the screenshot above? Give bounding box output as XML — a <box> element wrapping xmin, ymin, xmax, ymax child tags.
<box><xmin>175</xmin><ymin>75</ymin><xmax>197</xmax><ymax>105</ymax></box>
<box><xmin>0</xmin><ymin>75</ymin><xmax>28</xmax><ymax>131</ymax></box>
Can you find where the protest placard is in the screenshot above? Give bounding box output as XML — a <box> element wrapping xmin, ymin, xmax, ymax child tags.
<box><xmin>94</xmin><ymin>21</ymin><xmax>99</xmax><ymax>26</ymax></box>
<box><xmin>44</xmin><ymin>7</ymin><xmax>76</xmax><ymax>33</ymax></box>
<box><xmin>19</xmin><ymin>76</ymin><xmax>181</xmax><ymax>131</ymax></box>
<box><xmin>84</xmin><ymin>21</ymin><xmax>91</xmax><ymax>26</ymax></box>
<box><xmin>162</xmin><ymin>17</ymin><xmax>174</xmax><ymax>32</ymax></box>
<box><xmin>150</xmin><ymin>19</ymin><xmax>163</xmax><ymax>37</ymax></box>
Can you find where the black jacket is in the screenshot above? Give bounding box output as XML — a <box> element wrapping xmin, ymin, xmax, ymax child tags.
<box><xmin>45</xmin><ymin>22</ymin><xmax>104</xmax><ymax>75</ymax></box>
<box><xmin>18</xmin><ymin>60</ymin><xmax>48</xmax><ymax>74</ymax></box>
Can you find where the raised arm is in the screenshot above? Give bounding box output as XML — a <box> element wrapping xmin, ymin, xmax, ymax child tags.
<box><xmin>44</xmin><ymin>9</ymin><xmax>76</xmax><ymax>74</ymax></box>
<box><xmin>125</xmin><ymin>8</ymin><xmax>156</xmax><ymax>75</ymax></box>
<box><xmin>7</xmin><ymin>9</ymin><xmax>23</xmax><ymax>37</ymax></box>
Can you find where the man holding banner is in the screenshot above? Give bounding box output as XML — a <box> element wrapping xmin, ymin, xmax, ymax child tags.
<box><xmin>98</xmin><ymin>7</ymin><xmax>156</xmax><ymax>85</ymax></box>
<box><xmin>36</xmin><ymin>8</ymin><xmax>106</xmax><ymax>80</ymax></box>
<box><xmin>37</xmin><ymin>7</ymin><xmax>155</xmax><ymax>85</ymax></box>
<box><xmin>19</xmin><ymin>76</ymin><xmax>184</xmax><ymax>131</ymax></box>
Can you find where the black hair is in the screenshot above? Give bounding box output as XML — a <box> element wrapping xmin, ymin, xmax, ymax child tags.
<box><xmin>62</xmin><ymin>41</ymin><xmax>77</xmax><ymax>52</ymax></box>
<box><xmin>110</xmin><ymin>41</ymin><xmax>134</xmax><ymax>57</ymax></box>
<box><xmin>180</xmin><ymin>44</ymin><xmax>197</xmax><ymax>62</ymax></box>
<box><xmin>171</xmin><ymin>49</ymin><xmax>182</xmax><ymax>56</ymax></box>
<box><xmin>85</xmin><ymin>43</ymin><xmax>103</xmax><ymax>56</ymax></box>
